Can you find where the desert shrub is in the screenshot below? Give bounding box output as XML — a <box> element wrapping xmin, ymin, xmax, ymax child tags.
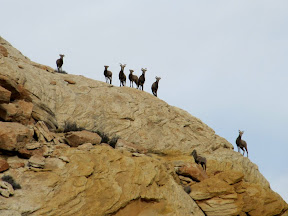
<box><xmin>108</xmin><ymin>136</ymin><xmax>119</xmax><ymax>148</ymax></box>
<box><xmin>93</xmin><ymin>129</ymin><xmax>119</xmax><ymax>148</ymax></box>
<box><xmin>95</xmin><ymin>130</ymin><xmax>109</xmax><ymax>144</ymax></box>
<box><xmin>2</xmin><ymin>175</ymin><xmax>21</xmax><ymax>190</ymax></box>
<box><xmin>63</xmin><ymin>121</ymin><xmax>84</xmax><ymax>133</ymax></box>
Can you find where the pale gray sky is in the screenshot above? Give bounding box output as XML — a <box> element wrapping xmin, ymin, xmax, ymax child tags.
<box><xmin>2</xmin><ymin>1</ymin><xmax>288</xmax><ymax>202</ymax></box>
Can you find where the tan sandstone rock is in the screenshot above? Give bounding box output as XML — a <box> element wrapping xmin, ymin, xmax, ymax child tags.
<box><xmin>177</xmin><ymin>163</ymin><xmax>208</xmax><ymax>182</ymax></box>
<box><xmin>0</xmin><ymin>146</ymin><xmax>205</xmax><ymax>216</ymax></box>
<box><xmin>34</xmin><ymin>121</ymin><xmax>54</xmax><ymax>142</ymax></box>
<box><xmin>0</xmin><ymin>159</ymin><xmax>9</xmax><ymax>173</ymax></box>
<box><xmin>0</xmin><ymin>181</ymin><xmax>14</xmax><ymax>198</ymax></box>
<box><xmin>0</xmin><ymin>86</ymin><xmax>11</xmax><ymax>103</ymax></box>
<box><xmin>65</xmin><ymin>130</ymin><xmax>101</xmax><ymax>147</ymax></box>
<box><xmin>0</xmin><ymin>100</ymin><xmax>33</xmax><ymax>124</ymax></box>
<box><xmin>0</xmin><ymin>122</ymin><xmax>33</xmax><ymax>151</ymax></box>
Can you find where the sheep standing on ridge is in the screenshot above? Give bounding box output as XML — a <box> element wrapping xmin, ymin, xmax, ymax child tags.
<box><xmin>104</xmin><ymin>65</ymin><xmax>112</xmax><ymax>84</ymax></box>
<box><xmin>138</xmin><ymin>68</ymin><xmax>147</xmax><ymax>91</ymax></box>
<box><xmin>56</xmin><ymin>54</ymin><xmax>65</xmax><ymax>73</ymax></box>
<box><xmin>151</xmin><ymin>76</ymin><xmax>161</xmax><ymax>97</ymax></box>
<box><xmin>236</xmin><ymin>130</ymin><xmax>248</xmax><ymax>157</ymax></box>
<box><xmin>119</xmin><ymin>63</ymin><xmax>126</xmax><ymax>87</ymax></box>
<box><xmin>129</xmin><ymin>70</ymin><xmax>138</xmax><ymax>88</ymax></box>
<box><xmin>191</xmin><ymin>150</ymin><xmax>207</xmax><ymax>171</ymax></box>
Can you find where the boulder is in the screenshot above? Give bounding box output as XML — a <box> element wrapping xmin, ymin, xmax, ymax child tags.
<box><xmin>0</xmin><ymin>122</ymin><xmax>33</xmax><ymax>151</ymax></box>
<box><xmin>0</xmin><ymin>86</ymin><xmax>11</xmax><ymax>103</ymax></box>
<box><xmin>177</xmin><ymin>163</ymin><xmax>208</xmax><ymax>182</ymax></box>
<box><xmin>34</xmin><ymin>121</ymin><xmax>54</xmax><ymax>142</ymax></box>
<box><xmin>0</xmin><ymin>181</ymin><xmax>14</xmax><ymax>198</ymax></box>
<box><xmin>0</xmin><ymin>100</ymin><xmax>33</xmax><ymax>124</ymax></box>
<box><xmin>28</xmin><ymin>155</ymin><xmax>45</xmax><ymax>169</ymax></box>
<box><xmin>18</xmin><ymin>147</ymin><xmax>44</xmax><ymax>159</ymax></box>
<box><xmin>0</xmin><ymin>159</ymin><xmax>9</xmax><ymax>172</ymax></box>
<box><xmin>65</xmin><ymin>130</ymin><xmax>101</xmax><ymax>147</ymax></box>
<box><xmin>64</xmin><ymin>79</ymin><xmax>76</xmax><ymax>84</ymax></box>
<box><xmin>0</xmin><ymin>75</ymin><xmax>31</xmax><ymax>102</ymax></box>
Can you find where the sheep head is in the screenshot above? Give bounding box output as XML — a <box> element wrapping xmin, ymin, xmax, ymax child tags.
<box><xmin>155</xmin><ymin>76</ymin><xmax>161</xmax><ymax>81</ymax></box>
<box><xmin>239</xmin><ymin>130</ymin><xmax>244</xmax><ymax>136</ymax></box>
<box><xmin>141</xmin><ymin>68</ymin><xmax>147</xmax><ymax>73</ymax></box>
<box><xmin>191</xmin><ymin>149</ymin><xmax>197</xmax><ymax>157</ymax></box>
<box><xmin>120</xmin><ymin>63</ymin><xmax>126</xmax><ymax>70</ymax></box>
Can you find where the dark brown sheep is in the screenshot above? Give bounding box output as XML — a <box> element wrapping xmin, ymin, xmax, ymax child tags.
<box><xmin>236</xmin><ymin>130</ymin><xmax>248</xmax><ymax>157</ymax></box>
<box><xmin>129</xmin><ymin>69</ymin><xmax>138</xmax><ymax>88</ymax></box>
<box><xmin>151</xmin><ymin>76</ymin><xmax>161</xmax><ymax>97</ymax></box>
<box><xmin>119</xmin><ymin>63</ymin><xmax>126</xmax><ymax>87</ymax></box>
<box><xmin>138</xmin><ymin>68</ymin><xmax>147</xmax><ymax>91</ymax></box>
<box><xmin>191</xmin><ymin>150</ymin><xmax>207</xmax><ymax>171</ymax></box>
<box><xmin>104</xmin><ymin>65</ymin><xmax>112</xmax><ymax>84</ymax></box>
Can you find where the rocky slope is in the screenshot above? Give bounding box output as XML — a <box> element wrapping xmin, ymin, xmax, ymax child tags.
<box><xmin>0</xmin><ymin>36</ymin><xmax>287</xmax><ymax>216</ymax></box>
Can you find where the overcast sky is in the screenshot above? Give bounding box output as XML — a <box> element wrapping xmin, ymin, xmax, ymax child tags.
<box><xmin>2</xmin><ymin>1</ymin><xmax>288</xmax><ymax>202</ymax></box>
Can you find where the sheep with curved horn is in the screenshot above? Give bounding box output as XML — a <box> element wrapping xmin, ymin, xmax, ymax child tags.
<box><xmin>138</xmin><ymin>68</ymin><xmax>147</xmax><ymax>91</ymax></box>
<box><xmin>191</xmin><ymin>150</ymin><xmax>207</xmax><ymax>171</ymax></box>
<box><xmin>119</xmin><ymin>63</ymin><xmax>126</xmax><ymax>87</ymax></box>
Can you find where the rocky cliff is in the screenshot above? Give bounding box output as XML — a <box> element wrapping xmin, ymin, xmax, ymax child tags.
<box><xmin>0</xmin><ymin>36</ymin><xmax>287</xmax><ymax>216</ymax></box>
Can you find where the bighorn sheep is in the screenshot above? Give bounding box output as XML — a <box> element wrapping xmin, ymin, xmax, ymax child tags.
<box><xmin>191</xmin><ymin>150</ymin><xmax>207</xmax><ymax>171</ymax></box>
<box><xmin>104</xmin><ymin>65</ymin><xmax>112</xmax><ymax>84</ymax></box>
<box><xmin>151</xmin><ymin>76</ymin><xmax>161</xmax><ymax>97</ymax></box>
<box><xmin>119</xmin><ymin>63</ymin><xmax>126</xmax><ymax>87</ymax></box>
<box><xmin>129</xmin><ymin>69</ymin><xmax>138</xmax><ymax>88</ymax></box>
<box><xmin>56</xmin><ymin>54</ymin><xmax>65</xmax><ymax>72</ymax></box>
<box><xmin>236</xmin><ymin>130</ymin><xmax>248</xmax><ymax>157</ymax></box>
<box><xmin>138</xmin><ymin>68</ymin><xmax>147</xmax><ymax>91</ymax></box>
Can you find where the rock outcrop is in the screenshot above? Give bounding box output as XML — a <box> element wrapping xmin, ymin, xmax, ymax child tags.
<box><xmin>0</xmin><ymin>36</ymin><xmax>287</xmax><ymax>216</ymax></box>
